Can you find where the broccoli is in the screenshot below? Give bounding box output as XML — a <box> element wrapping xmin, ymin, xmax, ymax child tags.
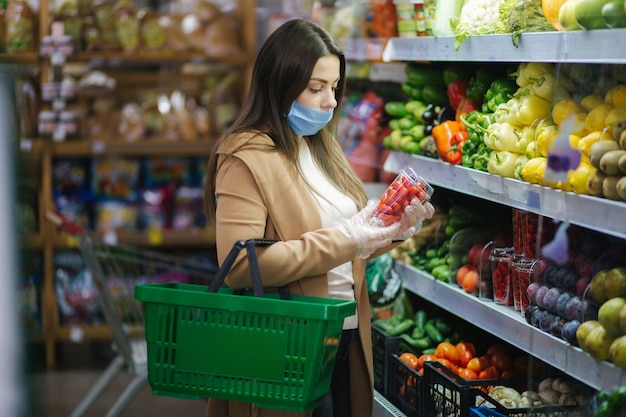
<box><xmin>495</xmin><ymin>0</ymin><xmax>516</xmax><ymax>34</ymax></box>
<box><xmin>507</xmin><ymin>0</ymin><xmax>555</xmax><ymax>47</ymax></box>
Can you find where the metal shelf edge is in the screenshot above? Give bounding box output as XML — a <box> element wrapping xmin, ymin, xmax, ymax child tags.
<box><xmin>384</xmin><ymin>151</ymin><xmax>626</xmax><ymax>240</ymax></box>
<box><xmin>396</xmin><ymin>261</ymin><xmax>626</xmax><ymax>392</ymax></box>
<box><xmin>382</xmin><ymin>29</ymin><xmax>626</xmax><ymax>63</ymax></box>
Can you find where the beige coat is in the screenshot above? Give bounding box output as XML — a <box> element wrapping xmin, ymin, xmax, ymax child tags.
<box><xmin>205</xmin><ymin>131</ymin><xmax>380</xmax><ymax>417</ymax></box>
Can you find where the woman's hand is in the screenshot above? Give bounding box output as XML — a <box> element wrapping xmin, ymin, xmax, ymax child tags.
<box><xmin>393</xmin><ymin>197</ymin><xmax>435</xmax><ymax>241</ymax></box>
<box><xmin>336</xmin><ymin>200</ymin><xmax>402</xmax><ymax>259</ymax></box>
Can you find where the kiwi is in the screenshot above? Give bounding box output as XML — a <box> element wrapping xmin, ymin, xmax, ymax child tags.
<box><xmin>587</xmin><ymin>170</ymin><xmax>607</xmax><ymax>196</ymax></box>
<box><xmin>599</xmin><ymin>150</ymin><xmax>626</xmax><ymax>175</ymax></box>
<box><xmin>615</xmin><ymin>122</ymin><xmax>626</xmax><ymax>143</ymax></box>
<box><xmin>617</xmin><ymin>176</ymin><xmax>626</xmax><ymax>200</ymax></box>
<box><xmin>619</xmin><ymin>153</ymin><xmax>626</xmax><ymax>174</ymax></box>
<box><xmin>603</xmin><ymin>175</ymin><xmax>622</xmax><ymax>200</ymax></box>
<box><xmin>589</xmin><ymin>140</ymin><xmax>621</xmax><ymax>168</ymax></box>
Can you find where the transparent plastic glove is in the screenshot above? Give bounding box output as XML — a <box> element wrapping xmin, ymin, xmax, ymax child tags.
<box><xmin>393</xmin><ymin>198</ymin><xmax>436</xmax><ymax>241</ymax></box>
<box><xmin>336</xmin><ymin>200</ymin><xmax>401</xmax><ymax>259</ymax></box>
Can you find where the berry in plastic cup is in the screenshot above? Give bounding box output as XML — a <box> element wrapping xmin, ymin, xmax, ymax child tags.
<box><xmin>370</xmin><ymin>166</ymin><xmax>433</xmax><ymax>227</ymax></box>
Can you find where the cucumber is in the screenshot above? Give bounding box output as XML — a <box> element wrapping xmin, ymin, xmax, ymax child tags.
<box><xmin>414</xmin><ymin>310</ymin><xmax>428</xmax><ymax>330</ymax></box>
<box><xmin>424</xmin><ymin>322</ymin><xmax>444</xmax><ymax>344</ymax></box>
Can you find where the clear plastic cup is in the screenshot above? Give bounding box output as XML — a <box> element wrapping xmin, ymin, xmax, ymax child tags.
<box><xmin>370</xmin><ymin>166</ymin><xmax>433</xmax><ymax>227</ymax></box>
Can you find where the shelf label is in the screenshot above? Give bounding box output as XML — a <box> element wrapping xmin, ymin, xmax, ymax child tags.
<box><xmin>148</xmin><ymin>227</ymin><xmax>163</xmax><ymax>246</ymax></box>
<box><xmin>66</xmin><ymin>235</ymin><xmax>79</xmax><ymax>248</ymax></box>
<box><xmin>91</xmin><ymin>141</ymin><xmax>106</xmax><ymax>154</ymax></box>
<box><xmin>20</xmin><ymin>138</ymin><xmax>32</xmax><ymax>152</ymax></box>
<box><xmin>69</xmin><ymin>326</ymin><xmax>84</xmax><ymax>343</ymax></box>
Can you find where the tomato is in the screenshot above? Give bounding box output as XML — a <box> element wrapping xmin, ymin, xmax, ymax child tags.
<box><xmin>461</xmin><ymin>269</ymin><xmax>479</xmax><ymax>294</ymax></box>
<box><xmin>456</xmin><ymin>342</ymin><xmax>476</xmax><ymax>356</ymax></box>
<box><xmin>457</xmin><ymin>367</ymin><xmax>479</xmax><ymax>381</ymax></box>
<box><xmin>466</xmin><ymin>356</ymin><xmax>489</xmax><ymax>374</ymax></box>
<box><xmin>478</xmin><ymin>365</ymin><xmax>498</xmax><ymax>380</ymax></box>
<box><xmin>435</xmin><ymin>357</ymin><xmax>458</xmax><ymax>374</ymax></box>
<box><xmin>456</xmin><ymin>264</ymin><xmax>476</xmax><ymax>287</ymax></box>
<box><xmin>418</xmin><ymin>354</ymin><xmax>437</xmax><ymax>370</ymax></box>
<box><xmin>467</xmin><ymin>243</ymin><xmax>486</xmax><ymax>267</ymax></box>
<box><xmin>490</xmin><ymin>351</ymin><xmax>513</xmax><ymax>373</ymax></box>
<box><xmin>434</xmin><ymin>341</ymin><xmax>460</xmax><ymax>365</ymax></box>
<box><xmin>458</xmin><ymin>349</ymin><xmax>475</xmax><ymax>368</ymax></box>
<box><xmin>400</xmin><ymin>352</ymin><xmax>419</xmax><ymax>371</ymax></box>
<box><xmin>486</xmin><ymin>343</ymin><xmax>509</xmax><ymax>357</ymax></box>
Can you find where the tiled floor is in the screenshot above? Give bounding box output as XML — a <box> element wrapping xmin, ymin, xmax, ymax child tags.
<box><xmin>27</xmin><ymin>343</ymin><xmax>207</xmax><ymax>417</ymax></box>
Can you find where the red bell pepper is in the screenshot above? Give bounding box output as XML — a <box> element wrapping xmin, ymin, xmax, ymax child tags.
<box><xmin>432</xmin><ymin>120</ymin><xmax>468</xmax><ymax>165</ymax></box>
<box><xmin>446</xmin><ymin>130</ymin><xmax>469</xmax><ymax>165</ymax></box>
<box><xmin>455</xmin><ymin>97</ymin><xmax>480</xmax><ymax>123</ymax></box>
<box><xmin>447</xmin><ymin>80</ymin><xmax>469</xmax><ymax>110</ymax></box>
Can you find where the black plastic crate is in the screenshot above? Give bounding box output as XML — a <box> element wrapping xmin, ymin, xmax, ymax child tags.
<box><xmin>388</xmin><ymin>353</ymin><xmax>423</xmax><ymax>417</ymax></box>
<box><xmin>371</xmin><ymin>323</ymin><xmax>400</xmax><ymax>397</ymax></box>
<box><xmin>423</xmin><ymin>362</ymin><xmax>590</xmax><ymax>417</ymax></box>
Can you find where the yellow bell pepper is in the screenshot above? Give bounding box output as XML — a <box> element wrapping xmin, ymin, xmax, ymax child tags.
<box><xmin>488</xmin><ymin>150</ymin><xmax>523</xmax><ymax>178</ymax></box>
<box><xmin>516</xmin><ymin>94</ymin><xmax>551</xmax><ymax>126</ymax></box>
<box><xmin>515</xmin><ymin>62</ymin><xmax>555</xmax><ymax>88</ymax></box>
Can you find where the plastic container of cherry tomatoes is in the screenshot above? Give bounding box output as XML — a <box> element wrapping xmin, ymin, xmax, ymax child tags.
<box><xmin>370</xmin><ymin>166</ymin><xmax>433</xmax><ymax>227</ymax></box>
<box><xmin>489</xmin><ymin>247</ymin><xmax>514</xmax><ymax>306</ymax></box>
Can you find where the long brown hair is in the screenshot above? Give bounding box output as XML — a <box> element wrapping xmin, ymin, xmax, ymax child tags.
<box><xmin>204</xmin><ymin>19</ymin><xmax>367</xmax><ymax>224</ymax></box>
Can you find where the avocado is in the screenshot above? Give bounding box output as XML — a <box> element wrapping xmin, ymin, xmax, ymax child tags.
<box><xmin>575</xmin><ymin>0</ymin><xmax>612</xmax><ymax>29</ymax></box>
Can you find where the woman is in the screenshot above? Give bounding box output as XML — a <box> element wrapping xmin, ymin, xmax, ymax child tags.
<box><xmin>203</xmin><ymin>19</ymin><xmax>434</xmax><ymax>417</ymax></box>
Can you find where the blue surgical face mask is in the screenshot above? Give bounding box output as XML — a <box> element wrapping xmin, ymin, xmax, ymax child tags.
<box><xmin>286</xmin><ymin>101</ymin><xmax>333</xmax><ymax>136</ymax></box>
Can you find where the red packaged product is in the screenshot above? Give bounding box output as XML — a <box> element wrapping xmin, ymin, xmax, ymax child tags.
<box><xmin>370</xmin><ymin>166</ymin><xmax>433</xmax><ymax>227</ymax></box>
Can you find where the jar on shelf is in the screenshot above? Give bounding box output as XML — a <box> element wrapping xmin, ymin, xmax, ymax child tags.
<box><xmin>512</xmin><ymin>256</ymin><xmax>536</xmax><ymax>314</ymax></box>
<box><xmin>394</xmin><ymin>0</ymin><xmax>416</xmax><ymax>37</ymax></box>
<box><xmin>5</xmin><ymin>0</ymin><xmax>35</xmax><ymax>53</ymax></box>
<box><xmin>490</xmin><ymin>247</ymin><xmax>514</xmax><ymax>306</ymax></box>
<box><xmin>113</xmin><ymin>0</ymin><xmax>140</xmax><ymax>53</ymax></box>
<box><xmin>512</xmin><ymin>209</ymin><xmax>556</xmax><ymax>258</ymax></box>
<box><xmin>414</xmin><ymin>0</ymin><xmax>426</xmax><ymax>36</ymax></box>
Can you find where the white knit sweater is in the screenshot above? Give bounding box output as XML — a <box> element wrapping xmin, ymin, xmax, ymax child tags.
<box><xmin>298</xmin><ymin>142</ymin><xmax>359</xmax><ymax>329</ymax></box>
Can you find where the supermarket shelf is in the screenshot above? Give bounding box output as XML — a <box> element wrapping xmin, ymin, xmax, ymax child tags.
<box><xmin>56</xmin><ymin>324</ymin><xmax>143</xmax><ymax>343</ymax></box>
<box><xmin>374</xmin><ymin>390</ymin><xmax>406</xmax><ymax>417</ymax></box>
<box><xmin>382</xmin><ymin>28</ymin><xmax>626</xmax><ymax>63</ymax></box>
<box><xmin>0</xmin><ymin>52</ymin><xmax>40</xmax><ymax>65</ymax></box>
<box><xmin>53</xmin><ymin>228</ymin><xmax>216</xmax><ymax>249</ymax></box>
<box><xmin>50</xmin><ymin>139</ymin><xmax>215</xmax><ymax>157</ymax></box>
<box><xmin>396</xmin><ymin>261</ymin><xmax>626</xmax><ymax>393</ymax></box>
<box><xmin>69</xmin><ymin>50</ymin><xmax>250</xmax><ymax>67</ymax></box>
<box><xmin>384</xmin><ymin>151</ymin><xmax>626</xmax><ymax>241</ymax></box>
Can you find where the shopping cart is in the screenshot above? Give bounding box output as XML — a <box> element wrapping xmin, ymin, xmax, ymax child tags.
<box><xmin>45</xmin><ymin>210</ymin><xmax>217</xmax><ymax>417</ymax></box>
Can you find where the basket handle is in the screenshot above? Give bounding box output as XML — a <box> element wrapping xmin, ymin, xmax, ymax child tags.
<box><xmin>207</xmin><ymin>239</ymin><xmax>291</xmax><ymax>300</ymax></box>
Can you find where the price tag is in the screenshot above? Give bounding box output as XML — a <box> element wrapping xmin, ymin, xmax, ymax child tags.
<box><xmin>91</xmin><ymin>141</ymin><xmax>105</xmax><ymax>154</ymax></box>
<box><xmin>148</xmin><ymin>227</ymin><xmax>163</xmax><ymax>246</ymax></box>
<box><xmin>69</xmin><ymin>326</ymin><xmax>84</xmax><ymax>343</ymax></box>
<box><xmin>66</xmin><ymin>235</ymin><xmax>79</xmax><ymax>248</ymax></box>
<box><xmin>104</xmin><ymin>230</ymin><xmax>118</xmax><ymax>246</ymax></box>
<box><xmin>20</xmin><ymin>138</ymin><xmax>32</xmax><ymax>152</ymax></box>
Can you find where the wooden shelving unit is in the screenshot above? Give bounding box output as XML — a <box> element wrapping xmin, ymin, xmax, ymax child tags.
<box><xmin>17</xmin><ymin>0</ymin><xmax>257</xmax><ymax>370</ymax></box>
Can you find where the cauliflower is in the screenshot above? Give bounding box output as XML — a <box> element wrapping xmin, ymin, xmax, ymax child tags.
<box><xmin>451</xmin><ymin>0</ymin><xmax>505</xmax><ymax>51</ymax></box>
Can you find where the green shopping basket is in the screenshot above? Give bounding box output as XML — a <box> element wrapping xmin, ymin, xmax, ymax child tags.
<box><xmin>134</xmin><ymin>239</ymin><xmax>356</xmax><ymax>412</ymax></box>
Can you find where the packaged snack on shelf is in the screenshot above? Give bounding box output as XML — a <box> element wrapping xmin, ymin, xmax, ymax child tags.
<box><xmin>370</xmin><ymin>166</ymin><xmax>434</xmax><ymax>227</ymax></box>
